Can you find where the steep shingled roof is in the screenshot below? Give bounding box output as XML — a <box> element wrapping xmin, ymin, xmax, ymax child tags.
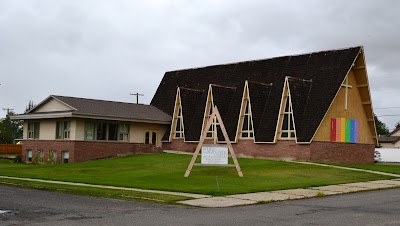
<box><xmin>151</xmin><ymin>46</ymin><xmax>362</xmax><ymax>142</ymax></box>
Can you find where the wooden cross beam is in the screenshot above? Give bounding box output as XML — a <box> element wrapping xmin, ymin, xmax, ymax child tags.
<box><xmin>341</xmin><ymin>77</ymin><xmax>352</xmax><ymax>111</ymax></box>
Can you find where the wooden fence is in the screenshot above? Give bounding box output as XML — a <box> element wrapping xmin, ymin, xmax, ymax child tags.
<box><xmin>0</xmin><ymin>144</ymin><xmax>22</xmax><ymax>155</ymax></box>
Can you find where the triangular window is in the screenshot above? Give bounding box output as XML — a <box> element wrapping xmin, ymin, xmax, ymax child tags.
<box><xmin>241</xmin><ymin>99</ymin><xmax>254</xmax><ymax>138</ymax></box>
<box><xmin>279</xmin><ymin>88</ymin><xmax>296</xmax><ymax>139</ymax></box>
<box><xmin>172</xmin><ymin>88</ymin><xmax>184</xmax><ymax>139</ymax></box>
<box><xmin>175</xmin><ymin>105</ymin><xmax>184</xmax><ymax>138</ymax></box>
<box><xmin>202</xmin><ymin>86</ymin><xmax>217</xmax><ymax>139</ymax></box>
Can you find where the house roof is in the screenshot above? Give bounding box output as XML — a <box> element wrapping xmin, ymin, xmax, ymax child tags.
<box><xmin>151</xmin><ymin>46</ymin><xmax>362</xmax><ymax>142</ymax></box>
<box><xmin>12</xmin><ymin>95</ymin><xmax>172</xmax><ymax>124</ymax></box>
<box><xmin>378</xmin><ymin>136</ymin><xmax>400</xmax><ymax>144</ymax></box>
<box><xmin>387</xmin><ymin>127</ymin><xmax>400</xmax><ymax>137</ymax></box>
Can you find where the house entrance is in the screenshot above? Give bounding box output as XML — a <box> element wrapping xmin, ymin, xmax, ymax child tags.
<box><xmin>145</xmin><ymin>130</ymin><xmax>157</xmax><ymax>145</ymax></box>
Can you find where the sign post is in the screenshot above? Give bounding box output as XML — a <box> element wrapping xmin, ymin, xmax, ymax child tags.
<box><xmin>184</xmin><ymin>106</ymin><xmax>243</xmax><ymax>177</ymax></box>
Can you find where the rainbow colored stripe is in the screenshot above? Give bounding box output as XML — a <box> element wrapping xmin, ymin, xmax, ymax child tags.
<box><xmin>330</xmin><ymin>118</ymin><xmax>359</xmax><ymax>143</ymax></box>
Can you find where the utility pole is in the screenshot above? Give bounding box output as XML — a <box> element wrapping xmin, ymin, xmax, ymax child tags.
<box><xmin>2</xmin><ymin>108</ymin><xmax>14</xmax><ymax>115</ymax></box>
<box><xmin>130</xmin><ymin>93</ymin><xmax>144</xmax><ymax>104</ymax></box>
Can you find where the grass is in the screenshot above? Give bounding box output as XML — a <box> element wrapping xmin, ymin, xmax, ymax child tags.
<box><xmin>0</xmin><ymin>177</ymin><xmax>189</xmax><ymax>205</ymax></box>
<box><xmin>0</xmin><ymin>153</ymin><xmax>395</xmax><ymax>197</ymax></box>
<box><xmin>335</xmin><ymin>163</ymin><xmax>400</xmax><ymax>175</ymax></box>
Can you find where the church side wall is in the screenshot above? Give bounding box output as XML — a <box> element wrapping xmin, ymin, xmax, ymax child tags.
<box><xmin>163</xmin><ymin>139</ymin><xmax>374</xmax><ymax>164</ymax></box>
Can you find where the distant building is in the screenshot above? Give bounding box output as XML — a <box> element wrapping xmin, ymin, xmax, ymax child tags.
<box><xmin>378</xmin><ymin>128</ymin><xmax>400</xmax><ymax>148</ymax></box>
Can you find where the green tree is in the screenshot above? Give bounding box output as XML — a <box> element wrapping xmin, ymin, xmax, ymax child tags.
<box><xmin>0</xmin><ymin>111</ymin><xmax>23</xmax><ymax>144</ymax></box>
<box><xmin>395</xmin><ymin>121</ymin><xmax>400</xmax><ymax>130</ymax></box>
<box><xmin>374</xmin><ymin>114</ymin><xmax>389</xmax><ymax>135</ymax></box>
<box><xmin>25</xmin><ymin>100</ymin><xmax>36</xmax><ymax>113</ymax></box>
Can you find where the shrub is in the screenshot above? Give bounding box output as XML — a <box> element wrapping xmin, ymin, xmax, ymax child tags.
<box><xmin>13</xmin><ymin>154</ymin><xmax>22</xmax><ymax>163</ymax></box>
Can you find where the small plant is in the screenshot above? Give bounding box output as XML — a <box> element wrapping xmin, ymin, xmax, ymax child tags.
<box><xmin>317</xmin><ymin>191</ymin><xmax>326</xmax><ymax>197</ymax></box>
<box><xmin>13</xmin><ymin>154</ymin><xmax>22</xmax><ymax>163</ymax></box>
<box><xmin>31</xmin><ymin>151</ymin><xmax>44</xmax><ymax>165</ymax></box>
<box><xmin>45</xmin><ymin>150</ymin><xmax>57</xmax><ymax>164</ymax></box>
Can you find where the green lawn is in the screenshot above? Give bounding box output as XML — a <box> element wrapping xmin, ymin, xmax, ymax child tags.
<box><xmin>336</xmin><ymin>163</ymin><xmax>400</xmax><ymax>175</ymax></box>
<box><xmin>0</xmin><ymin>153</ymin><xmax>395</xmax><ymax>196</ymax></box>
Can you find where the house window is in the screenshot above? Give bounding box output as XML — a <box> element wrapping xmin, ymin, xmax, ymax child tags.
<box><xmin>28</xmin><ymin>122</ymin><xmax>40</xmax><ymax>139</ymax></box>
<box><xmin>85</xmin><ymin>122</ymin><xmax>95</xmax><ymax>140</ymax></box>
<box><xmin>206</xmin><ymin>104</ymin><xmax>217</xmax><ymax>138</ymax></box>
<box><xmin>241</xmin><ymin>100</ymin><xmax>254</xmax><ymax>138</ymax></box>
<box><xmin>96</xmin><ymin>122</ymin><xmax>107</xmax><ymax>140</ymax></box>
<box><xmin>145</xmin><ymin>130</ymin><xmax>157</xmax><ymax>145</ymax></box>
<box><xmin>86</xmin><ymin>121</ymin><xmax>130</xmax><ymax>142</ymax></box>
<box><xmin>174</xmin><ymin>106</ymin><xmax>184</xmax><ymax>138</ymax></box>
<box><xmin>62</xmin><ymin>151</ymin><xmax>69</xmax><ymax>164</ymax></box>
<box><xmin>56</xmin><ymin>121</ymin><xmax>70</xmax><ymax>139</ymax></box>
<box><xmin>26</xmin><ymin>150</ymin><xmax>32</xmax><ymax>162</ymax></box>
<box><xmin>119</xmin><ymin>124</ymin><xmax>129</xmax><ymax>142</ymax></box>
<box><xmin>108</xmin><ymin>123</ymin><xmax>118</xmax><ymax>141</ymax></box>
<box><xmin>280</xmin><ymin>97</ymin><xmax>296</xmax><ymax>139</ymax></box>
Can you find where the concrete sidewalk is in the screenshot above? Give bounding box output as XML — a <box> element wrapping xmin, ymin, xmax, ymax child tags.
<box><xmin>179</xmin><ymin>179</ymin><xmax>400</xmax><ymax>207</ymax></box>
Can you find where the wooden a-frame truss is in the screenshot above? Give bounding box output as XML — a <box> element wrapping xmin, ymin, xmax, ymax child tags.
<box><xmin>184</xmin><ymin>106</ymin><xmax>243</xmax><ymax>177</ymax></box>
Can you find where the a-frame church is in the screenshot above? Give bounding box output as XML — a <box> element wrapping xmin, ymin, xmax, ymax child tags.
<box><xmin>151</xmin><ymin>46</ymin><xmax>377</xmax><ymax>164</ymax></box>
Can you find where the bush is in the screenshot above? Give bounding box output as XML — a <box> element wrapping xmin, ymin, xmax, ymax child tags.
<box><xmin>13</xmin><ymin>154</ymin><xmax>22</xmax><ymax>163</ymax></box>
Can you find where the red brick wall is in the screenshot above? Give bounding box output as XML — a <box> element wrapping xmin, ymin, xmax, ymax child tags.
<box><xmin>163</xmin><ymin>139</ymin><xmax>374</xmax><ymax>164</ymax></box>
<box><xmin>310</xmin><ymin>141</ymin><xmax>375</xmax><ymax>164</ymax></box>
<box><xmin>22</xmin><ymin>140</ymin><xmax>161</xmax><ymax>163</ymax></box>
<box><xmin>74</xmin><ymin>141</ymin><xmax>160</xmax><ymax>162</ymax></box>
<box><xmin>21</xmin><ymin>140</ymin><xmax>75</xmax><ymax>163</ymax></box>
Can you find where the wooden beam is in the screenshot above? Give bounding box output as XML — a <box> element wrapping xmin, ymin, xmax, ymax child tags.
<box><xmin>353</xmin><ymin>65</ymin><xmax>365</xmax><ymax>70</ymax></box>
<box><xmin>362</xmin><ymin>101</ymin><xmax>371</xmax><ymax>105</ymax></box>
<box><xmin>357</xmin><ymin>84</ymin><xmax>368</xmax><ymax>88</ymax></box>
<box><xmin>367</xmin><ymin>118</ymin><xmax>374</xmax><ymax>122</ymax></box>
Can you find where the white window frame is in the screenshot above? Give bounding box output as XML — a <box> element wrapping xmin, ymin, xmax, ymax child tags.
<box><xmin>56</xmin><ymin>121</ymin><xmax>70</xmax><ymax>140</ymax></box>
<box><xmin>118</xmin><ymin>124</ymin><xmax>129</xmax><ymax>142</ymax></box>
<box><xmin>62</xmin><ymin>151</ymin><xmax>69</xmax><ymax>164</ymax></box>
<box><xmin>28</xmin><ymin>122</ymin><xmax>39</xmax><ymax>139</ymax></box>
<box><xmin>26</xmin><ymin>150</ymin><xmax>32</xmax><ymax>162</ymax></box>
<box><xmin>279</xmin><ymin>94</ymin><xmax>296</xmax><ymax>140</ymax></box>
<box><xmin>240</xmin><ymin>99</ymin><xmax>254</xmax><ymax>139</ymax></box>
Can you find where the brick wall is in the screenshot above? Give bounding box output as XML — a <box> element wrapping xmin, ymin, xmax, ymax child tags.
<box><xmin>74</xmin><ymin>141</ymin><xmax>160</xmax><ymax>162</ymax></box>
<box><xmin>163</xmin><ymin>139</ymin><xmax>374</xmax><ymax>164</ymax></box>
<box><xmin>310</xmin><ymin>141</ymin><xmax>375</xmax><ymax>164</ymax></box>
<box><xmin>22</xmin><ymin>140</ymin><xmax>161</xmax><ymax>163</ymax></box>
<box><xmin>22</xmin><ymin>140</ymin><xmax>75</xmax><ymax>163</ymax></box>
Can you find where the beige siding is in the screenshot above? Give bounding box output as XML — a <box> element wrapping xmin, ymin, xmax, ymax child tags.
<box><xmin>130</xmin><ymin>122</ymin><xmax>168</xmax><ymax>147</ymax></box>
<box><xmin>23</xmin><ymin>121</ymin><xmax>28</xmax><ymax>139</ymax></box>
<box><xmin>313</xmin><ymin>70</ymin><xmax>374</xmax><ymax>144</ymax></box>
<box><xmin>391</xmin><ymin>130</ymin><xmax>400</xmax><ymax>136</ymax></box>
<box><xmin>35</xmin><ymin>98</ymin><xmax>73</xmax><ymax>113</ymax></box>
<box><xmin>39</xmin><ymin>119</ymin><xmax>57</xmax><ymax>140</ymax></box>
<box><xmin>74</xmin><ymin>119</ymin><xmax>85</xmax><ymax>140</ymax></box>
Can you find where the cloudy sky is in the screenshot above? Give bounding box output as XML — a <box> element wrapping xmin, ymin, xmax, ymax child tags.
<box><xmin>1</xmin><ymin>0</ymin><xmax>399</xmax><ymax>130</ymax></box>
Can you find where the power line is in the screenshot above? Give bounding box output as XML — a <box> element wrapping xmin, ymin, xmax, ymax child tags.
<box><xmin>375</xmin><ymin>107</ymin><xmax>400</xmax><ymax>110</ymax></box>
<box><xmin>376</xmin><ymin>114</ymin><xmax>400</xmax><ymax>117</ymax></box>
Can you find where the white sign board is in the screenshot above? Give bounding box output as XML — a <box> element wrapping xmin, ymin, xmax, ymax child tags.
<box><xmin>201</xmin><ymin>145</ymin><xmax>228</xmax><ymax>165</ymax></box>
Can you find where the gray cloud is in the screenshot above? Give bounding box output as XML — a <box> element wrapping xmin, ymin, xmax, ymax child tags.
<box><xmin>1</xmin><ymin>0</ymin><xmax>400</xmax><ymax>129</ymax></box>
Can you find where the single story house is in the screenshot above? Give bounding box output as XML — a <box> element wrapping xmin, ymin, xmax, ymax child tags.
<box><xmin>11</xmin><ymin>95</ymin><xmax>171</xmax><ymax>163</ymax></box>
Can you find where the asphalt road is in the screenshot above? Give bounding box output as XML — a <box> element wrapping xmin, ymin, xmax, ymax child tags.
<box><xmin>1</xmin><ymin>185</ymin><xmax>400</xmax><ymax>226</ymax></box>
